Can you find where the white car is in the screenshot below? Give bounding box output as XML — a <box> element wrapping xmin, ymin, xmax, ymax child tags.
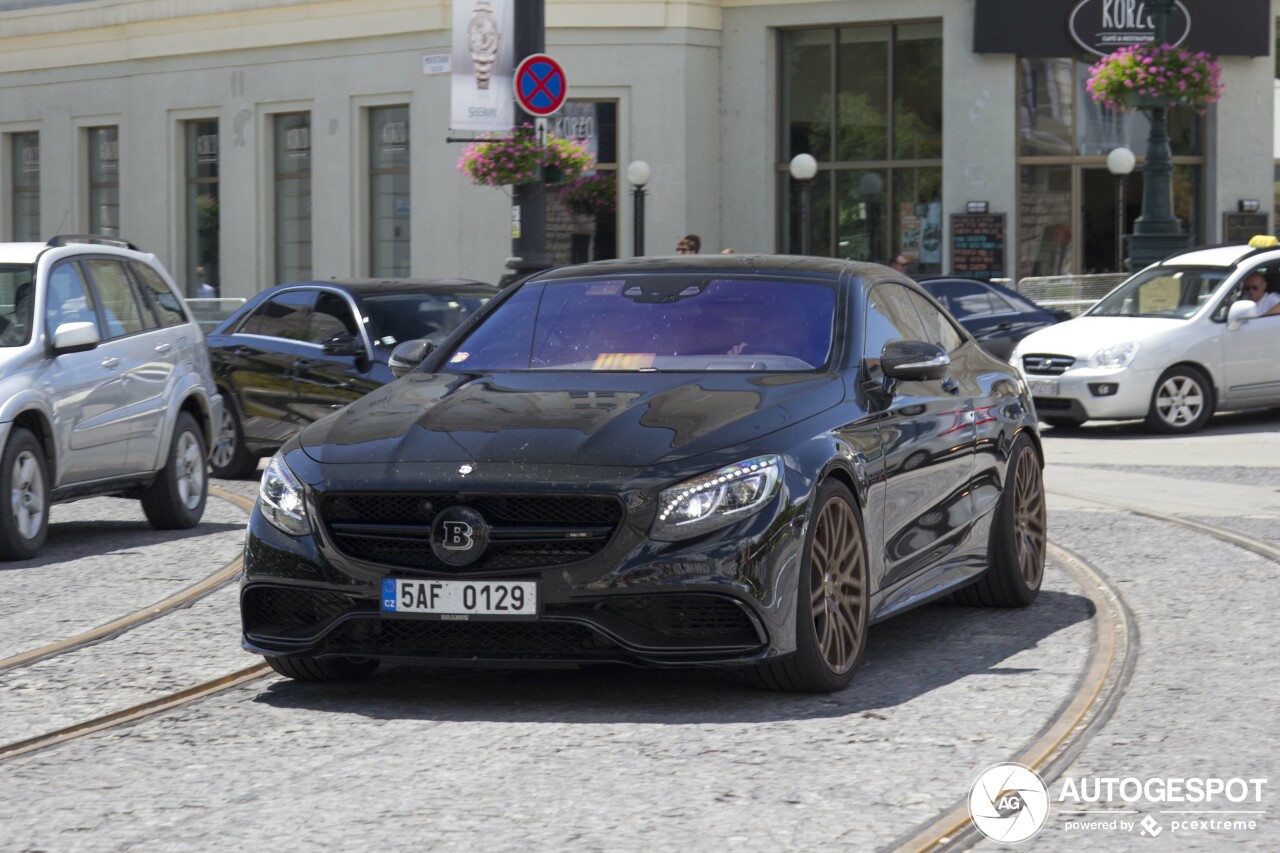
<box><xmin>1010</xmin><ymin>240</ymin><xmax>1280</xmax><ymax>434</ymax></box>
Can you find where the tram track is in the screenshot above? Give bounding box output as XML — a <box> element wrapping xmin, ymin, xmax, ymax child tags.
<box><xmin>0</xmin><ymin>487</ymin><xmax>255</xmax><ymax>676</ymax></box>
<box><xmin>887</xmin><ymin>494</ymin><xmax>1279</xmax><ymax>852</ymax></box>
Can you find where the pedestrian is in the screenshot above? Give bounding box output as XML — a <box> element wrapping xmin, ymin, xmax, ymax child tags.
<box><xmin>889</xmin><ymin>254</ymin><xmax>909</xmax><ymax>274</ymax></box>
<box><xmin>721</xmin><ymin>248</ymin><xmax>736</xmax><ymax>254</ymax></box>
<box><xmin>676</xmin><ymin>234</ymin><xmax>701</xmax><ymax>254</ymax></box>
<box><xmin>194</xmin><ymin>265</ymin><xmax>217</xmax><ymax>298</ymax></box>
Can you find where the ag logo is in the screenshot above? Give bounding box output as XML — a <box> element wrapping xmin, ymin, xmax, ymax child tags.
<box><xmin>430</xmin><ymin>506</ymin><xmax>490</xmax><ymax>567</ymax></box>
<box><xmin>968</xmin><ymin>763</ymin><xmax>1050</xmax><ymax>844</ymax></box>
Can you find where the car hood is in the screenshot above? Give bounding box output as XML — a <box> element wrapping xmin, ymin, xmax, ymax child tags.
<box><xmin>299</xmin><ymin>370</ymin><xmax>845</xmax><ymax>467</ymax></box>
<box><xmin>1014</xmin><ymin>316</ymin><xmax>1188</xmax><ymax>360</ymax></box>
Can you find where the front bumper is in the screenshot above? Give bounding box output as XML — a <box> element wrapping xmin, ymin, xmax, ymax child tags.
<box><xmin>1027</xmin><ymin>365</ymin><xmax>1157</xmax><ymax>421</ymax></box>
<box><xmin>240</xmin><ymin>473</ymin><xmax>807</xmax><ymax>668</ymax></box>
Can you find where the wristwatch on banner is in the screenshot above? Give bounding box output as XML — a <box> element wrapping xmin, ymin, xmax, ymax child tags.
<box><xmin>467</xmin><ymin>0</ymin><xmax>501</xmax><ymax>90</ymax></box>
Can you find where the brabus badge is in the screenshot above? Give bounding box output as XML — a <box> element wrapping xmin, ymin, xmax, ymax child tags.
<box><xmin>459</xmin><ymin>464</ymin><xmax>474</xmax><ymax>476</ymax></box>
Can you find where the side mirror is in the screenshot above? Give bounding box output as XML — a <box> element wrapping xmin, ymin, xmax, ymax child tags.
<box><xmin>388</xmin><ymin>338</ymin><xmax>436</xmax><ymax>379</ymax></box>
<box><xmin>1227</xmin><ymin>299</ymin><xmax>1259</xmax><ymax>331</ymax></box>
<box><xmin>322</xmin><ymin>334</ymin><xmax>365</xmax><ymax>357</ymax></box>
<box><xmin>52</xmin><ymin>321</ymin><xmax>100</xmax><ymax>354</ymax></box>
<box><xmin>879</xmin><ymin>339</ymin><xmax>950</xmax><ymax>381</ymax></box>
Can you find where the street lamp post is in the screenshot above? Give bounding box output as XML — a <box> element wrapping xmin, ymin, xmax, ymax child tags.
<box><xmin>626</xmin><ymin>160</ymin><xmax>650</xmax><ymax>257</ymax></box>
<box><xmin>789</xmin><ymin>153</ymin><xmax>818</xmax><ymax>255</ymax></box>
<box><xmin>503</xmin><ymin>0</ymin><xmax>550</xmax><ymax>286</ymax></box>
<box><xmin>1126</xmin><ymin>0</ymin><xmax>1193</xmax><ymax>270</ymax></box>
<box><xmin>1106</xmin><ymin>146</ymin><xmax>1136</xmax><ymax>273</ymax></box>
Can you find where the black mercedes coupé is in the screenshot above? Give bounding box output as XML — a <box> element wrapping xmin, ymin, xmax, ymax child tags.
<box><xmin>240</xmin><ymin>255</ymin><xmax>1047</xmax><ymax>692</ymax></box>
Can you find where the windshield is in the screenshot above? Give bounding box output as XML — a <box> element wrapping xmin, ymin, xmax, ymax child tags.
<box><xmin>444</xmin><ymin>276</ymin><xmax>837</xmax><ymax>372</ymax></box>
<box><xmin>1087</xmin><ymin>267</ymin><xmax>1228</xmax><ymax>319</ymax></box>
<box><xmin>363</xmin><ymin>291</ymin><xmax>492</xmax><ymax>346</ymax></box>
<box><xmin>0</xmin><ymin>264</ymin><xmax>35</xmax><ymax>348</ymax></box>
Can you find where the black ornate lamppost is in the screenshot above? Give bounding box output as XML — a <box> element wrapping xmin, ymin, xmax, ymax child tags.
<box><xmin>626</xmin><ymin>160</ymin><xmax>650</xmax><ymax>256</ymax></box>
<box><xmin>1125</xmin><ymin>0</ymin><xmax>1194</xmax><ymax>270</ymax></box>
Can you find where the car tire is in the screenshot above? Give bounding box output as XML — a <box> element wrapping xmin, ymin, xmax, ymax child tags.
<box><xmin>751</xmin><ymin>480</ymin><xmax>869</xmax><ymax>693</ymax></box>
<box><xmin>209</xmin><ymin>399</ymin><xmax>258</xmax><ymax>480</ymax></box>
<box><xmin>954</xmin><ymin>433</ymin><xmax>1046</xmax><ymax>608</ymax></box>
<box><xmin>141</xmin><ymin>412</ymin><xmax>208</xmax><ymax>530</ymax></box>
<box><xmin>1041</xmin><ymin>416</ymin><xmax>1085</xmax><ymax>429</ymax></box>
<box><xmin>266</xmin><ymin>655</ymin><xmax>379</xmax><ymax>682</ymax></box>
<box><xmin>0</xmin><ymin>427</ymin><xmax>50</xmax><ymax>561</ymax></box>
<box><xmin>1145</xmin><ymin>365</ymin><xmax>1215</xmax><ymax>434</ymax></box>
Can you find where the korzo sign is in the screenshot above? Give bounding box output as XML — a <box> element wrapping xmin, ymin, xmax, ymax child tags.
<box><xmin>1069</xmin><ymin>0</ymin><xmax>1191</xmax><ymax>55</ymax></box>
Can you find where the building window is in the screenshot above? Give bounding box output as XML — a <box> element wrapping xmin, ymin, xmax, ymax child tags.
<box><xmin>88</xmin><ymin>127</ymin><xmax>120</xmax><ymax>238</ymax></box>
<box><xmin>369</xmin><ymin>106</ymin><xmax>410</xmax><ymax>277</ymax></box>
<box><xmin>1017</xmin><ymin>57</ymin><xmax>1203</xmax><ymax>278</ymax></box>
<box><xmin>779</xmin><ymin>23</ymin><xmax>943</xmax><ymax>273</ymax></box>
<box><xmin>274</xmin><ymin>113</ymin><xmax>312</xmax><ymax>284</ymax></box>
<box><xmin>185</xmin><ymin>120</ymin><xmax>220</xmax><ymax>297</ymax></box>
<box><xmin>548</xmin><ymin>100</ymin><xmax>618</xmax><ymax>265</ymax></box>
<box><xmin>10</xmin><ymin>132</ymin><xmax>40</xmax><ymax>241</ymax></box>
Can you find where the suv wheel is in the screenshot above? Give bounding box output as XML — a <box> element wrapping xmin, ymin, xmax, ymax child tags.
<box><xmin>210</xmin><ymin>401</ymin><xmax>258</xmax><ymax>479</ymax></box>
<box><xmin>141</xmin><ymin>412</ymin><xmax>208</xmax><ymax>529</ymax></box>
<box><xmin>0</xmin><ymin>427</ymin><xmax>50</xmax><ymax>561</ymax></box>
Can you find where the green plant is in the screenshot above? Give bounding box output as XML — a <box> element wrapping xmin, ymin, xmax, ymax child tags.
<box><xmin>1086</xmin><ymin>43</ymin><xmax>1223</xmax><ymax>113</ymax></box>
<box><xmin>558</xmin><ymin>172</ymin><xmax>616</xmax><ymax>217</ymax></box>
<box><xmin>457</xmin><ymin>125</ymin><xmax>594</xmax><ymax>187</ymax></box>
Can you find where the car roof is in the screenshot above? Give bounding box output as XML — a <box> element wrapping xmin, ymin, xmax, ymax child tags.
<box><xmin>271</xmin><ymin>278</ymin><xmax>497</xmax><ymax>296</ymax></box>
<box><xmin>530</xmin><ymin>254</ymin><xmax>867</xmax><ymax>281</ymax></box>
<box><xmin>1161</xmin><ymin>245</ymin><xmax>1262</xmax><ymax>267</ymax></box>
<box><xmin>0</xmin><ymin>243</ymin><xmax>56</xmax><ymax>264</ymax></box>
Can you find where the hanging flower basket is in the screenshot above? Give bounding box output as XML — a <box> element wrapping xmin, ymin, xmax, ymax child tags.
<box><xmin>558</xmin><ymin>172</ymin><xmax>617</xmax><ymax>217</ymax></box>
<box><xmin>457</xmin><ymin>125</ymin><xmax>594</xmax><ymax>187</ymax></box>
<box><xmin>1086</xmin><ymin>43</ymin><xmax>1223</xmax><ymax>114</ymax></box>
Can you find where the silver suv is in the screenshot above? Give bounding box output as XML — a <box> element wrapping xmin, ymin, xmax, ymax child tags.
<box><xmin>0</xmin><ymin>236</ymin><xmax>223</xmax><ymax>560</ymax></box>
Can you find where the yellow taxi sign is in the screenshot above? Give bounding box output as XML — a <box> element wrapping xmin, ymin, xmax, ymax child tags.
<box><xmin>1247</xmin><ymin>235</ymin><xmax>1278</xmax><ymax>248</ymax></box>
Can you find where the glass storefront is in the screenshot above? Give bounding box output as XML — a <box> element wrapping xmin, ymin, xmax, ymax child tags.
<box><xmin>780</xmin><ymin>23</ymin><xmax>943</xmax><ymax>273</ymax></box>
<box><xmin>185</xmin><ymin>120</ymin><xmax>220</xmax><ymax>296</ymax></box>
<box><xmin>369</xmin><ymin>106</ymin><xmax>410</xmax><ymax>277</ymax></box>
<box><xmin>547</xmin><ymin>100</ymin><xmax>617</xmax><ymax>265</ymax></box>
<box><xmin>88</xmin><ymin>127</ymin><xmax>119</xmax><ymax>238</ymax></box>
<box><xmin>10</xmin><ymin>132</ymin><xmax>40</xmax><ymax>241</ymax></box>
<box><xmin>1018</xmin><ymin>58</ymin><xmax>1203</xmax><ymax>278</ymax></box>
<box><xmin>274</xmin><ymin>113</ymin><xmax>312</xmax><ymax>284</ymax></box>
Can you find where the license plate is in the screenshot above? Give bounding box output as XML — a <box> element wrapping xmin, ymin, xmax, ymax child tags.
<box><xmin>381</xmin><ymin>579</ymin><xmax>537</xmax><ymax>619</ymax></box>
<box><xmin>1029</xmin><ymin>379</ymin><xmax>1059</xmax><ymax>396</ymax></box>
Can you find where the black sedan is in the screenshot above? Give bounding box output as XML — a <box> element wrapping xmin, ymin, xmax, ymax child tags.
<box><xmin>240</xmin><ymin>257</ymin><xmax>1046</xmax><ymax>693</ymax></box>
<box><xmin>207</xmin><ymin>278</ymin><xmax>496</xmax><ymax>478</ymax></box>
<box><xmin>918</xmin><ymin>277</ymin><xmax>1071</xmax><ymax>360</ymax></box>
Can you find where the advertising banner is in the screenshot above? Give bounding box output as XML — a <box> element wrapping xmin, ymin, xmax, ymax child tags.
<box><xmin>451</xmin><ymin>0</ymin><xmax>514</xmax><ymax>132</ymax></box>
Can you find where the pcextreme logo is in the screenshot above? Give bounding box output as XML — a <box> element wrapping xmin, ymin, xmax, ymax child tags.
<box><xmin>969</xmin><ymin>763</ymin><xmax>1051</xmax><ymax>844</ymax></box>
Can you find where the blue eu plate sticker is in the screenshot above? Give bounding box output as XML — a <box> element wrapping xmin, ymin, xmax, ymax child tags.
<box><xmin>381</xmin><ymin>578</ymin><xmax>397</xmax><ymax>612</ymax></box>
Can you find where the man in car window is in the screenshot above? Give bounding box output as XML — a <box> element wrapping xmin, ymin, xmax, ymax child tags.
<box><xmin>1242</xmin><ymin>272</ymin><xmax>1280</xmax><ymax>316</ymax></box>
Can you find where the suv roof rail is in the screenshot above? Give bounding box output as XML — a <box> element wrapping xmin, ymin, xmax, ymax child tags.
<box><xmin>46</xmin><ymin>234</ymin><xmax>140</xmax><ymax>251</ymax></box>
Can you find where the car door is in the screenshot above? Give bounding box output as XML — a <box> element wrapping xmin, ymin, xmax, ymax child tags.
<box><xmin>43</xmin><ymin>260</ymin><xmax>130</xmax><ymax>484</ymax></box>
<box><xmin>220</xmin><ymin>289</ymin><xmax>316</xmax><ymax>448</ymax></box>
<box><xmin>81</xmin><ymin>258</ymin><xmax>174</xmax><ymax>474</ymax></box>
<box><xmin>1220</xmin><ymin>276</ymin><xmax>1280</xmax><ymax>403</ymax></box>
<box><xmin>862</xmin><ymin>281</ymin><xmax>977</xmax><ymax>591</ymax></box>
<box><xmin>291</xmin><ymin>290</ymin><xmax>383</xmax><ymax>424</ymax></box>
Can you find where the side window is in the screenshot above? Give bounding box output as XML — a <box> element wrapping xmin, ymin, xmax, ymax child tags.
<box><xmin>306</xmin><ymin>291</ymin><xmax>360</xmax><ymax>343</ymax></box>
<box><xmin>908</xmin><ymin>290</ymin><xmax>965</xmax><ymax>353</ymax></box>
<box><xmin>864</xmin><ymin>282</ymin><xmax>929</xmax><ymax>379</ymax></box>
<box><xmin>239</xmin><ymin>289</ymin><xmax>314</xmax><ymax>340</ymax></box>
<box><xmin>45</xmin><ymin>262</ymin><xmax>99</xmax><ymax>336</ymax></box>
<box><xmin>932</xmin><ymin>282</ymin><xmax>994</xmax><ymax>318</ymax></box>
<box><xmin>131</xmin><ymin>262</ymin><xmax>189</xmax><ymax>328</ymax></box>
<box><xmin>84</xmin><ymin>259</ymin><xmax>151</xmax><ymax>337</ymax></box>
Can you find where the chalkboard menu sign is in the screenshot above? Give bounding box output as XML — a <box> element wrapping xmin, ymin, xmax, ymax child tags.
<box><xmin>1223</xmin><ymin>212</ymin><xmax>1270</xmax><ymax>244</ymax></box>
<box><xmin>950</xmin><ymin>213</ymin><xmax>1006</xmax><ymax>282</ymax></box>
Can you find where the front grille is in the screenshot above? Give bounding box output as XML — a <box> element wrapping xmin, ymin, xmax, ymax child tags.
<box><xmin>324</xmin><ymin>617</ymin><xmax>619</xmax><ymax>658</ymax></box>
<box><xmin>320</xmin><ymin>492</ymin><xmax>624</xmax><ymax>572</ymax></box>
<box><xmin>595</xmin><ymin>594</ymin><xmax>760</xmax><ymax>643</ymax></box>
<box><xmin>1022</xmin><ymin>354</ymin><xmax>1076</xmax><ymax>376</ymax></box>
<box><xmin>242</xmin><ymin>586</ymin><xmax>361</xmax><ymax>639</ymax></box>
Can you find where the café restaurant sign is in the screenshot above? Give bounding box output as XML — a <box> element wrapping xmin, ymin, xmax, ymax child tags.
<box><xmin>1069</xmin><ymin>0</ymin><xmax>1191</xmax><ymax>55</ymax></box>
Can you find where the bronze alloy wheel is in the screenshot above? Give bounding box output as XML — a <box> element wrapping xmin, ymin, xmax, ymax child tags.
<box><xmin>1012</xmin><ymin>445</ymin><xmax>1047</xmax><ymax>590</ymax></box>
<box><xmin>808</xmin><ymin>490</ymin><xmax>868</xmax><ymax>675</ymax></box>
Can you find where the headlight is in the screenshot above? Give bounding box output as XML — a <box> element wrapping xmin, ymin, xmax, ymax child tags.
<box><xmin>652</xmin><ymin>455</ymin><xmax>782</xmax><ymax>542</ymax></box>
<box><xmin>259</xmin><ymin>453</ymin><xmax>311</xmax><ymax>536</ymax></box>
<box><xmin>1009</xmin><ymin>347</ymin><xmax>1023</xmax><ymax>369</ymax></box>
<box><xmin>1087</xmin><ymin>341</ymin><xmax>1140</xmax><ymax>369</ymax></box>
